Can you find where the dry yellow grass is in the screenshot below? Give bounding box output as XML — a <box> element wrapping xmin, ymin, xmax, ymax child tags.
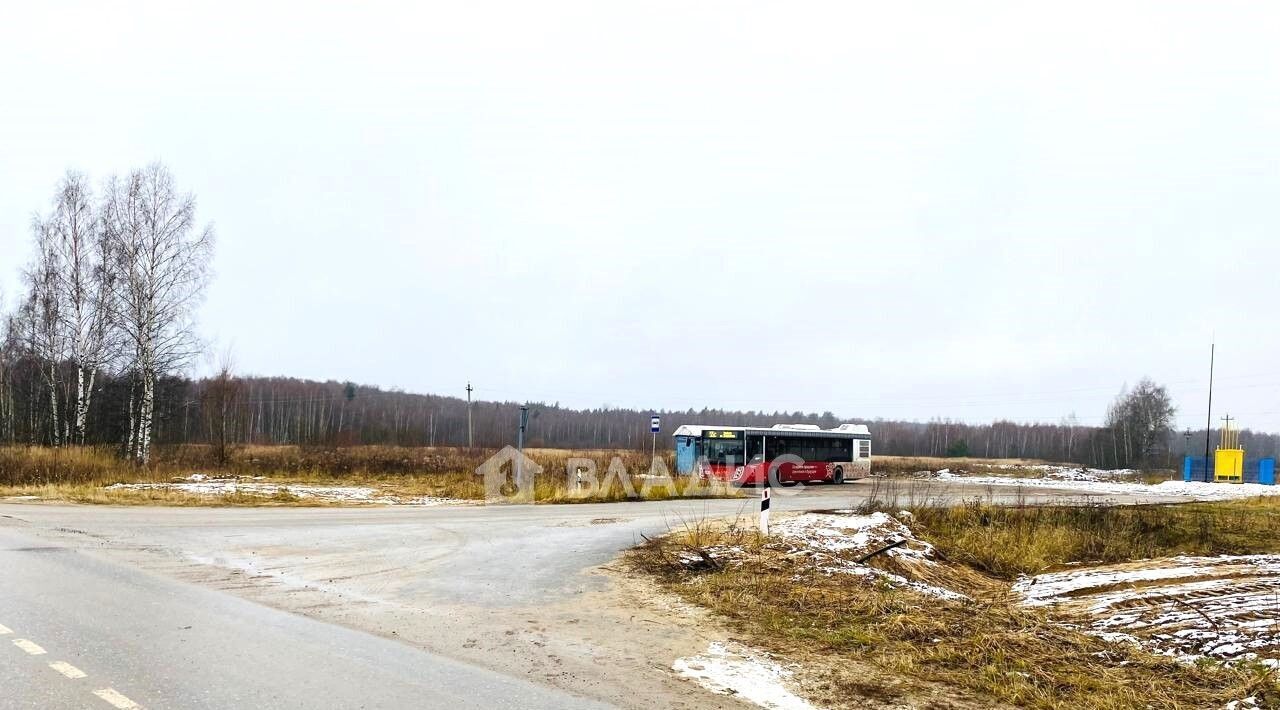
<box><xmin>874</xmin><ymin>454</ymin><xmax>1049</xmax><ymax>469</ymax></box>
<box><xmin>0</xmin><ymin>444</ymin><xmax>740</xmax><ymax>506</ymax></box>
<box><xmin>632</xmin><ymin>517</ymin><xmax>1280</xmax><ymax>709</ymax></box>
<box><xmin>873</xmin><ymin>455</ymin><xmax>1057</xmax><ymax>476</ymax></box>
<box><xmin>900</xmin><ymin>498</ymin><xmax>1280</xmax><ymax>579</ymax></box>
<box><xmin>5</xmin><ymin>482</ymin><xmax>332</xmax><ymax>507</ymax></box>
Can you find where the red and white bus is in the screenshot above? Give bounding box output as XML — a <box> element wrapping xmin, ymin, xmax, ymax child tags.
<box><xmin>673</xmin><ymin>423</ymin><xmax>871</xmax><ymax>485</ymax></box>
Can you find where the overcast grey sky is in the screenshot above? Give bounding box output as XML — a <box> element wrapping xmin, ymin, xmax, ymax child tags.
<box><xmin>2</xmin><ymin>2</ymin><xmax>1277</xmax><ymax>431</ymax></box>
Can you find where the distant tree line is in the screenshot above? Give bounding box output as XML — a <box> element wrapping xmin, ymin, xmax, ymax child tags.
<box><xmin>919</xmin><ymin>379</ymin><xmax>1204</xmax><ymax>468</ymax></box>
<box><xmin>2</xmin><ymin>358</ymin><xmax>1267</xmax><ymax>469</ymax></box>
<box><xmin>2</xmin><ymin>169</ymin><xmax>1262</xmax><ymax>470</ymax></box>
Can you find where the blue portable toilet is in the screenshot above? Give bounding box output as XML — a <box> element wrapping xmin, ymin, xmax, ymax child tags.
<box><xmin>1261</xmin><ymin>458</ymin><xmax>1276</xmax><ymax>486</ymax></box>
<box><xmin>1183</xmin><ymin>456</ymin><xmax>1215</xmax><ymax>483</ymax></box>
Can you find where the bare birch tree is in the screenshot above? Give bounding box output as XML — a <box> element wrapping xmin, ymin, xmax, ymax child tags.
<box><xmin>0</xmin><ymin>289</ymin><xmax>15</xmax><ymax>444</ymax></box>
<box><xmin>103</xmin><ymin>164</ymin><xmax>214</xmax><ymax>464</ymax></box>
<box><xmin>44</xmin><ymin>172</ymin><xmax>119</xmax><ymax>444</ymax></box>
<box><xmin>18</xmin><ymin>217</ymin><xmax>67</xmax><ymax>446</ymax></box>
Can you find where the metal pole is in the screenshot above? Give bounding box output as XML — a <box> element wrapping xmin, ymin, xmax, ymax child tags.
<box><xmin>516</xmin><ymin>405</ymin><xmax>528</xmax><ymax>488</ymax></box>
<box><xmin>649</xmin><ymin>414</ymin><xmax>659</xmax><ymax>465</ymax></box>
<box><xmin>466</xmin><ymin>381</ymin><xmax>474</xmax><ymax>448</ymax></box>
<box><xmin>1204</xmin><ymin>343</ymin><xmax>1214</xmax><ymax>477</ymax></box>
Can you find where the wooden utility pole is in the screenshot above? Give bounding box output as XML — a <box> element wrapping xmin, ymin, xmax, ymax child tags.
<box><xmin>466</xmin><ymin>381</ymin><xmax>474</xmax><ymax>448</ymax></box>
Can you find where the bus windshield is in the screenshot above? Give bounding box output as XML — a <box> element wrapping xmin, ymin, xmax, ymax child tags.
<box><xmin>703</xmin><ymin>438</ymin><xmax>744</xmax><ymax>465</ymax></box>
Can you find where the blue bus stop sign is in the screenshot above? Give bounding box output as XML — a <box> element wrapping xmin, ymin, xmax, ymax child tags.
<box><xmin>650</xmin><ymin>415</ymin><xmax>660</xmax><ymax>433</ymax></box>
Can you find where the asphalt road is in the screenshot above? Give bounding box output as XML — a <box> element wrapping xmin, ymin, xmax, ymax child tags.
<box><xmin>0</xmin><ymin>527</ymin><xmax>609</xmax><ymax>710</ymax></box>
<box><xmin>0</xmin><ymin>479</ymin><xmax>1190</xmax><ymax>709</ymax></box>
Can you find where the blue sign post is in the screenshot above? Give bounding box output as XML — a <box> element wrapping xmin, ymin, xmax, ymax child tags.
<box><xmin>650</xmin><ymin>415</ymin><xmax>660</xmax><ymax>463</ymax></box>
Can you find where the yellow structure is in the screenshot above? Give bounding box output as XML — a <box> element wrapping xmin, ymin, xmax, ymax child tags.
<box><xmin>1215</xmin><ymin>416</ymin><xmax>1244</xmax><ymax>483</ymax></box>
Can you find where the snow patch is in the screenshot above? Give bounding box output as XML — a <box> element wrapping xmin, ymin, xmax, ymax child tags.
<box><xmin>673</xmin><ymin>642</ymin><xmax>815</xmax><ymax>710</ymax></box>
<box><xmin>928</xmin><ymin>471</ymin><xmax>1280</xmax><ymax>500</ymax></box>
<box><xmin>988</xmin><ymin>464</ymin><xmax>1137</xmax><ymax>481</ymax></box>
<box><xmin>771</xmin><ymin>512</ymin><xmax>967</xmax><ymax>601</ymax></box>
<box><xmin>1014</xmin><ymin>555</ymin><xmax>1280</xmax><ymax>664</ymax></box>
<box><xmin>820</xmin><ymin>563</ymin><xmax>968</xmax><ymax>601</ymax></box>
<box><xmin>1013</xmin><ymin>559</ymin><xmax>1231</xmax><ymax>606</ymax></box>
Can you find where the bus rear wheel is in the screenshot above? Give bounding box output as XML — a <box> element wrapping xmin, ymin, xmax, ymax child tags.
<box><xmin>832</xmin><ymin>466</ymin><xmax>845</xmax><ymax>485</ymax></box>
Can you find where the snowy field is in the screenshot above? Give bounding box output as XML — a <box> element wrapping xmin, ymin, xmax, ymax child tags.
<box><xmin>985</xmin><ymin>463</ymin><xmax>1138</xmax><ymax>481</ymax></box>
<box><xmin>1015</xmin><ymin>555</ymin><xmax>1280</xmax><ymax>665</ymax></box>
<box><xmin>106</xmin><ymin>474</ymin><xmax>467</xmax><ymax>506</ymax></box>
<box><xmin>932</xmin><ymin>468</ymin><xmax>1280</xmax><ymax>501</ymax></box>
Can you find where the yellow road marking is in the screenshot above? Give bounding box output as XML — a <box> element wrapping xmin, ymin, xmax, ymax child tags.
<box><xmin>12</xmin><ymin>638</ymin><xmax>46</xmax><ymax>655</ymax></box>
<box><xmin>93</xmin><ymin>688</ymin><xmax>141</xmax><ymax>709</ymax></box>
<box><xmin>49</xmin><ymin>661</ymin><xmax>86</xmax><ymax>679</ymax></box>
<box><xmin>0</xmin><ymin>623</ymin><xmax>11</xmax><ymax>635</ymax></box>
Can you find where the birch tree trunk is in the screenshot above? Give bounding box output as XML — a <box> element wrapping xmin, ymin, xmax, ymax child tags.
<box><xmin>73</xmin><ymin>367</ymin><xmax>88</xmax><ymax>445</ymax></box>
<box><xmin>136</xmin><ymin>367</ymin><xmax>154</xmax><ymax>465</ymax></box>
<box><xmin>79</xmin><ymin>368</ymin><xmax>95</xmax><ymax>445</ymax></box>
<box><xmin>46</xmin><ymin>363</ymin><xmax>60</xmax><ymax>447</ymax></box>
<box><xmin>125</xmin><ymin>375</ymin><xmax>137</xmax><ymax>459</ymax></box>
